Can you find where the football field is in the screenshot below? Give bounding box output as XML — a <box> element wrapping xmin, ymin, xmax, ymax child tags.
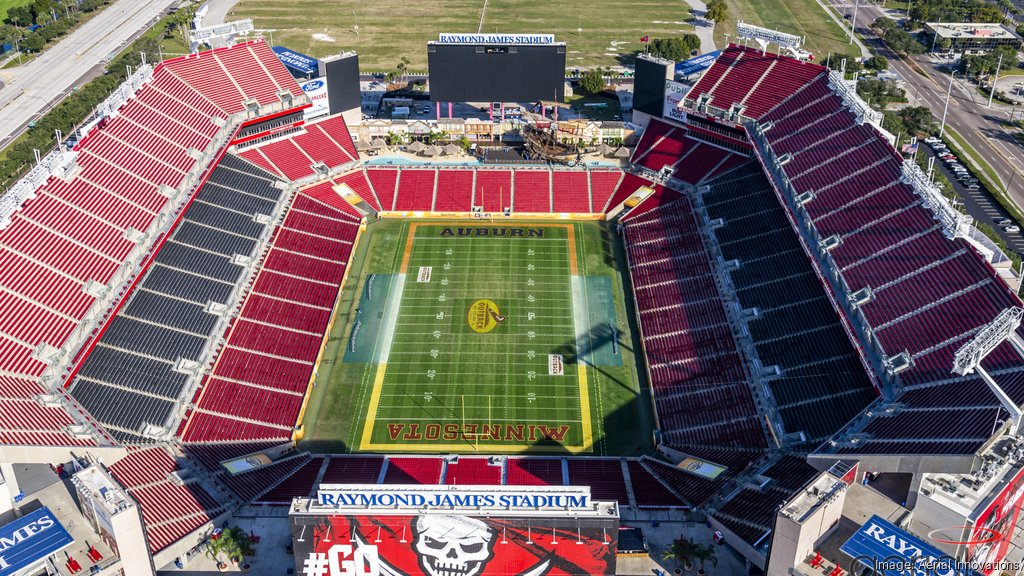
<box><xmin>300</xmin><ymin>218</ymin><xmax>652</xmax><ymax>455</ymax></box>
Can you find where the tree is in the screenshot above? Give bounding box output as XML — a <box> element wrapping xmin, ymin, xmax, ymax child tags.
<box><xmin>7</xmin><ymin>5</ymin><xmax>32</xmax><ymax>26</ymax></box>
<box><xmin>457</xmin><ymin>134</ymin><xmax>471</xmax><ymax>151</ymax></box>
<box><xmin>21</xmin><ymin>33</ymin><xmax>43</xmax><ymax>52</ymax></box>
<box><xmin>650</xmin><ymin>38</ymin><xmax>688</xmax><ymax>61</ymax></box>
<box><xmin>705</xmin><ymin>0</ymin><xmax>728</xmax><ymax>28</ymax></box>
<box><xmin>662</xmin><ymin>537</ymin><xmax>699</xmax><ymax>570</ymax></box>
<box><xmin>579</xmin><ymin>68</ymin><xmax>606</xmax><ymax>95</ymax></box>
<box><xmin>864</xmin><ymin>55</ymin><xmax>889</xmax><ymax>70</ymax></box>
<box><xmin>205</xmin><ymin>527</ymin><xmax>255</xmax><ymax>569</ymax></box>
<box><xmin>692</xmin><ymin>543</ymin><xmax>718</xmax><ymax>574</ymax></box>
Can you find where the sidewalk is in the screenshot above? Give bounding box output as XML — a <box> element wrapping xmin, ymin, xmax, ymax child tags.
<box><xmin>681</xmin><ymin>0</ymin><xmax>718</xmax><ymax>54</ymax></box>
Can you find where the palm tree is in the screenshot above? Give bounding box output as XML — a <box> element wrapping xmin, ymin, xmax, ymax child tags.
<box><xmin>662</xmin><ymin>537</ymin><xmax>699</xmax><ymax>572</ymax></box>
<box><xmin>693</xmin><ymin>543</ymin><xmax>718</xmax><ymax>575</ymax></box>
<box><xmin>205</xmin><ymin>527</ymin><xmax>255</xmax><ymax>571</ymax></box>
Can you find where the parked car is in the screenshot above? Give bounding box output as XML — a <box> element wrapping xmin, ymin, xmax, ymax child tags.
<box><xmin>967</xmin><ymin>183</ymin><xmax>981</xmax><ymax>190</ymax></box>
<box><xmin>1004</xmin><ymin>225</ymin><xmax>1020</xmax><ymax>233</ymax></box>
<box><xmin>997</xmin><ymin>218</ymin><xmax>1013</xmax><ymax>226</ymax></box>
<box><xmin>924</xmin><ymin>136</ymin><xmax>940</xmax><ymax>144</ymax></box>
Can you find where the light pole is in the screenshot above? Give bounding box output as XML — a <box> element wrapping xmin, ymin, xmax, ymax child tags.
<box><xmin>849</xmin><ymin>0</ymin><xmax>860</xmax><ymax>45</ymax></box>
<box><xmin>988</xmin><ymin>53</ymin><xmax>1004</xmax><ymax>108</ymax></box>
<box><xmin>940</xmin><ymin>70</ymin><xmax>955</xmax><ymax>138</ymax></box>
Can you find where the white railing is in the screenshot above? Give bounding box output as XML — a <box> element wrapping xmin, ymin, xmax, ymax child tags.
<box><xmin>827</xmin><ymin>70</ymin><xmax>883</xmax><ymax>127</ymax></box>
<box><xmin>0</xmin><ymin>148</ymin><xmax>77</xmax><ymax>228</ymax></box>
<box><xmin>95</xmin><ymin>64</ymin><xmax>153</xmax><ymax>123</ymax></box>
<box><xmin>900</xmin><ymin>161</ymin><xmax>973</xmax><ymax>239</ymax></box>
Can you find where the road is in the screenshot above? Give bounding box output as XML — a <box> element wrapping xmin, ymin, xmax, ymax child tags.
<box><xmin>0</xmin><ymin>0</ymin><xmax>174</xmax><ymax>151</ymax></box>
<box><xmin>831</xmin><ymin>0</ymin><xmax>1024</xmax><ymax>250</ymax></box>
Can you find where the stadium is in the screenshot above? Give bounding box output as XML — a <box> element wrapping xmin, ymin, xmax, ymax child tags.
<box><xmin>0</xmin><ymin>17</ymin><xmax>1022</xmax><ymax>576</ymax></box>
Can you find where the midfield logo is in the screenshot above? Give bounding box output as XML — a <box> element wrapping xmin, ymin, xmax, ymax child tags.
<box><xmin>467</xmin><ymin>300</ymin><xmax>504</xmax><ymax>333</ymax></box>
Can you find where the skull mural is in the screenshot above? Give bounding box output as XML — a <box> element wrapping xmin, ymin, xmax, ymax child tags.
<box><xmin>413</xmin><ymin>515</ymin><xmax>496</xmax><ymax>576</ymax></box>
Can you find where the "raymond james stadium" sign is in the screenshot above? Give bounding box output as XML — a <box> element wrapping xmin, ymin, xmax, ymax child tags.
<box><xmin>316</xmin><ymin>485</ymin><xmax>592</xmax><ymax>512</ymax></box>
<box><xmin>436</xmin><ymin>33</ymin><xmax>556</xmax><ymax>45</ymax></box>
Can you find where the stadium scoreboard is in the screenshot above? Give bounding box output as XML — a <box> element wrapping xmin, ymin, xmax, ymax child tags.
<box><xmin>428</xmin><ymin>33</ymin><xmax>566</xmax><ymax>103</ymax></box>
<box><xmin>291</xmin><ymin>485</ymin><xmax>619</xmax><ymax>576</ymax></box>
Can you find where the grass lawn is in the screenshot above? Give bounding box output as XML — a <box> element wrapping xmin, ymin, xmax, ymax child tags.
<box><xmin>299</xmin><ymin>218</ymin><xmax>653</xmax><ymax>456</ymax></box>
<box><xmin>229</xmin><ymin>0</ymin><xmax>697</xmax><ymax>70</ymax></box>
<box><xmin>0</xmin><ymin>0</ymin><xmax>30</xmax><ymax>20</ymax></box>
<box><xmin>719</xmin><ymin>0</ymin><xmax>853</xmax><ymax>60</ymax></box>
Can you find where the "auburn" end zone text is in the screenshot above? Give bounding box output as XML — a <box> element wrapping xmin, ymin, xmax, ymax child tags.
<box><xmin>386</xmin><ymin>423</ymin><xmax>570</xmax><ymax>442</ymax></box>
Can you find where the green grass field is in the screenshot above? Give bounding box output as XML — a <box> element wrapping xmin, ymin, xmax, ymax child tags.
<box><xmin>721</xmin><ymin>0</ymin><xmax>853</xmax><ymax>61</ymax></box>
<box><xmin>229</xmin><ymin>0</ymin><xmax>698</xmax><ymax>70</ymax></box>
<box><xmin>0</xmin><ymin>0</ymin><xmax>30</xmax><ymax>20</ymax></box>
<box><xmin>300</xmin><ymin>218</ymin><xmax>653</xmax><ymax>456</ymax></box>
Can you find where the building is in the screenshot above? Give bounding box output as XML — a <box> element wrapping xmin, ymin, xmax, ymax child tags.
<box><xmin>291</xmin><ymin>485</ymin><xmax>620</xmax><ymax>576</ymax></box>
<box><xmin>925</xmin><ymin>22</ymin><xmax>1023</xmax><ymax>54</ymax></box>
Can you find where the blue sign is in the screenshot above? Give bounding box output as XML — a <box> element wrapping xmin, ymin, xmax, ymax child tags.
<box><xmin>675</xmin><ymin>50</ymin><xmax>721</xmax><ymax>77</ymax></box>
<box><xmin>302</xmin><ymin>80</ymin><xmax>325</xmax><ymax>92</ymax></box>
<box><xmin>0</xmin><ymin>507</ymin><xmax>74</xmax><ymax>575</ymax></box>
<box><xmin>272</xmin><ymin>46</ymin><xmax>319</xmax><ymax>75</ymax></box>
<box><xmin>840</xmin><ymin>516</ymin><xmax>977</xmax><ymax>576</ymax></box>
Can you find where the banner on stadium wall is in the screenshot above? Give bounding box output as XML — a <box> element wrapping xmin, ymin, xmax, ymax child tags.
<box><xmin>301</xmin><ymin>79</ymin><xmax>330</xmax><ymax>120</ymax></box>
<box><xmin>0</xmin><ymin>507</ymin><xmax>74</xmax><ymax>576</ymax></box>
<box><xmin>675</xmin><ymin>50</ymin><xmax>721</xmax><ymax>77</ymax></box>
<box><xmin>222</xmin><ymin>452</ymin><xmax>273</xmax><ymax>474</ymax></box>
<box><xmin>273</xmin><ymin>45</ymin><xmax>320</xmax><ymax>75</ymax></box>
<box><xmin>677</xmin><ymin>457</ymin><xmax>726</xmax><ymax>480</ymax></box>
<box><xmin>663</xmin><ymin>80</ymin><xmax>689</xmax><ymax>124</ymax></box>
<box><xmin>292</xmin><ymin>513</ymin><xmax>617</xmax><ymax>576</ymax></box>
<box><xmin>967</xmin><ymin>467</ymin><xmax>1024</xmax><ymax>574</ymax></box>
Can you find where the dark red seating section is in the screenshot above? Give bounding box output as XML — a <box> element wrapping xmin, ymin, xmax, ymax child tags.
<box><xmin>219</xmin><ymin>454</ymin><xmax>312</xmax><ymax>502</ymax></box>
<box><xmin>0</xmin><ymin>40</ymin><xmax>304</xmax><ymax>446</ymax></box>
<box><xmin>566</xmin><ymin>459</ymin><xmax>629</xmax><ymax>505</ymax></box>
<box><xmin>626</xmin><ymin>460</ymin><xmax>685</xmax><ymax>508</ymax></box>
<box><xmin>624</xmin><ymin>200</ymin><xmax>765</xmax><ymax>451</ymax></box>
<box><xmin>161</xmin><ymin>41</ymin><xmax>303</xmax><ymax>115</ymax></box>
<box><xmin>256</xmin><ymin>456</ymin><xmax>324</xmax><ymax>503</ymax></box>
<box><xmin>109</xmin><ymin>447</ymin><xmax>228</xmax><ymax>553</ymax></box>
<box><xmin>182</xmin><ymin>185</ymin><xmax>360</xmax><ymax>443</ymax></box>
<box><xmin>552</xmin><ymin>171</ymin><xmax>591</xmax><ymax>213</ymax></box>
<box><xmin>239</xmin><ymin>115</ymin><xmax>359</xmax><ymax>181</ymax></box>
<box><xmin>434</xmin><ymin>169</ymin><xmax>475</xmax><ymax>211</ymax></box>
<box><xmin>383</xmin><ymin>457</ymin><xmax>443</xmax><ymax>484</ymax></box>
<box><xmin>630</xmin><ymin>119</ymin><xmax>750</xmax><ymax>185</ymax></box>
<box><xmin>749</xmin><ymin>61</ymin><xmax>1024</xmax><ymax>455</ymax></box>
<box><xmin>395</xmin><ymin>169</ymin><xmax>436</xmax><ymax>211</ymax></box>
<box><xmin>474</xmin><ymin>170</ymin><xmax>513</xmax><ymax>212</ymax></box>
<box><xmin>505</xmin><ymin>458</ymin><xmax>564</xmax><ymax>486</ymax></box>
<box><xmin>590</xmin><ymin>170</ymin><xmax>624</xmax><ymax>212</ymax></box>
<box><xmin>321</xmin><ymin>456</ymin><xmax>385</xmax><ymax>484</ymax></box>
<box><xmin>444</xmin><ymin>458</ymin><xmax>503</xmax><ymax>485</ymax></box>
<box><xmin>513</xmin><ymin>170</ymin><xmax>552</xmax><ymax>213</ymax></box>
<box><xmin>687</xmin><ymin>44</ymin><xmax>826</xmax><ymax>119</ymax></box>
<box><xmin>360</xmin><ymin>167</ymin><xmax>624</xmax><ymax>214</ymax></box>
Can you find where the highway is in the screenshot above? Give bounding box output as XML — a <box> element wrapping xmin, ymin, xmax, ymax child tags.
<box><xmin>830</xmin><ymin>0</ymin><xmax>1024</xmax><ymax>251</ymax></box>
<box><xmin>0</xmin><ymin>0</ymin><xmax>174</xmax><ymax>151</ymax></box>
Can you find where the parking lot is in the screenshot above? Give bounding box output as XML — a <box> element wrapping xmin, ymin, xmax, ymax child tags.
<box><xmin>919</xmin><ymin>139</ymin><xmax>1024</xmax><ymax>254</ymax></box>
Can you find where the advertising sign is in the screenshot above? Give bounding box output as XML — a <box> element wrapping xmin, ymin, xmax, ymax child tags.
<box><xmin>293</xmin><ymin>513</ymin><xmax>617</xmax><ymax>576</ymax></box>
<box><xmin>663</xmin><ymin>80</ymin><xmax>689</xmax><ymax>124</ymax></box>
<box><xmin>965</xmin><ymin>468</ymin><xmax>1024</xmax><ymax>574</ymax></box>
<box><xmin>301</xmin><ymin>79</ymin><xmax>330</xmax><ymax>120</ymax></box>
<box><xmin>0</xmin><ymin>507</ymin><xmax>74</xmax><ymax>576</ymax></box>
<box><xmin>437</xmin><ymin>34</ymin><xmax>556</xmax><ymax>45</ymax></box>
<box><xmin>840</xmin><ymin>515</ymin><xmax>975</xmax><ymax>576</ymax></box>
